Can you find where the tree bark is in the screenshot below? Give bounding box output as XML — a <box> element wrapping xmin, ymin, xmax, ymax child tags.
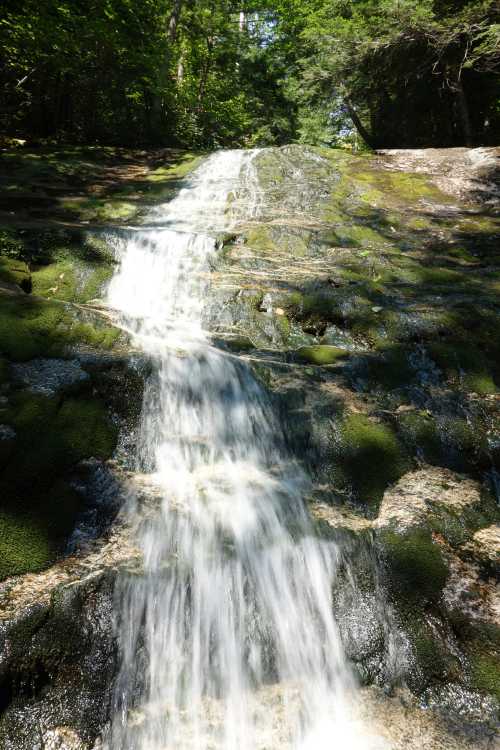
<box><xmin>344</xmin><ymin>95</ymin><xmax>378</xmax><ymax>149</ymax></box>
<box><xmin>454</xmin><ymin>77</ymin><xmax>473</xmax><ymax>146</ymax></box>
<box><xmin>168</xmin><ymin>0</ymin><xmax>183</xmax><ymax>43</ymax></box>
<box><xmin>151</xmin><ymin>0</ymin><xmax>184</xmax><ymax>132</ymax></box>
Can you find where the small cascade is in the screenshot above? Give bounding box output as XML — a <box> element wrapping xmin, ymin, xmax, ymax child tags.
<box><xmin>103</xmin><ymin>150</ymin><xmax>385</xmax><ymax>749</ymax></box>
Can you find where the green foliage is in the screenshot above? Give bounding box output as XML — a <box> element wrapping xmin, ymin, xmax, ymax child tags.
<box><xmin>276</xmin><ymin>0</ymin><xmax>500</xmax><ymax>146</ymax></box>
<box><xmin>0</xmin><ymin>1</ymin><xmax>295</xmax><ymax>147</ymax></box>
<box><xmin>1</xmin><ymin>0</ymin><xmax>497</xmax><ymax>146</ymax></box>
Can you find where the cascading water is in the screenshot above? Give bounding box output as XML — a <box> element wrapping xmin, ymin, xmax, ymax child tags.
<box><xmin>103</xmin><ymin>150</ymin><xmax>385</xmax><ymax>750</ymax></box>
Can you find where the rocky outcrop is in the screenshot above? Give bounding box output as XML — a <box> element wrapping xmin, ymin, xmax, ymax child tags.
<box><xmin>0</xmin><ymin>145</ymin><xmax>499</xmax><ymax>748</ymax></box>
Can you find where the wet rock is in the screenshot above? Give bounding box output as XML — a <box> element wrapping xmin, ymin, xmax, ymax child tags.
<box><xmin>376</xmin><ymin>467</ymin><xmax>487</xmax><ymax>536</ymax></box>
<box><xmin>1</xmin><ymin>143</ymin><xmax>499</xmax><ymax>747</ymax></box>
<box><xmin>359</xmin><ymin>684</ymin><xmax>496</xmax><ymax>749</ymax></box>
<box><xmin>0</xmin><ymin>424</ymin><xmax>15</xmax><ymax>440</ymax></box>
<box><xmin>423</xmin><ymin>683</ymin><xmax>499</xmax><ymax>738</ymax></box>
<box><xmin>11</xmin><ymin>358</ymin><xmax>90</xmax><ymax>396</ymax></box>
<box><xmin>0</xmin><ymin>571</ymin><xmax>116</xmax><ymax>750</ymax></box>
<box><xmin>468</xmin><ymin>525</ymin><xmax>500</xmax><ymax>576</ymax></box>
<box><xmin>0</xmin><ymin>521</ymin><xmax>141</xmax><ymax>749</ymax></box>
<box><xmin>378</xmin><ymin>526</ymin><xmax>449</xmax><ymax>604</ymax></box>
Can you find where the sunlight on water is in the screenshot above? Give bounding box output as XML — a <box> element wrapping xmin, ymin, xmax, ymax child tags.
<box><xmin>103</xmin><ymin>150</ymin><xmax>388</xmax><ymax>750</ymax></box>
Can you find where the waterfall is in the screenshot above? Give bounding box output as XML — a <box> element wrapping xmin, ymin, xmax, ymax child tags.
<box><xmin>103</xmin><ymin>150</ymin><xmax>385</xmax><ymax>750</ymax></box>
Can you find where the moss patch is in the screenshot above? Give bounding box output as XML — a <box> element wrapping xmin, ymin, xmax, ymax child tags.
<box><xmin>0</xmin><ymin>391</ymin><xmax>117</xmax><ymax>580</ymax></box>
<box><xmin>428</xmin><ymin>341</ymin><xmax>498</xmax><ymax>395</ymax></box>
<box><xmin>0</xmin><ymin>257</ymin><xmax>31</xmax><ymax>292</ymax></box>
<box><xmin>0</xmin><ymin>295</ymin><xmax>119</xmax><ymax>361</ymax></box>
<box><xmin>0</xmin><ymin>510</ymin><xmax>53</xmax><ymax>580</ymax></box>
<box><xmin>470</xmin><ymin>654</ymin><xmax>500</xmax><ymax>702</ymax></box>
<box><xmin>333</xmin><ymin>413</ymin><xmax>410</xmax><ymax>506</ymax></box>
<box><xmin>295</xmin><ymin>345</ymin><xmax>351</xmax><ymax>366</ymax></box>
<box><xmin>380</xmin><ymin>528</ymin><xmax>448</xmax><ymax>603</ymax></box>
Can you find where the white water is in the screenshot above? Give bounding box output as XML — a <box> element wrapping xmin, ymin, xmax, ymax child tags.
<box><xmin>104</xmin><ymin>150</ymin><xmax>385</xmax><ymax>750</ymax></box>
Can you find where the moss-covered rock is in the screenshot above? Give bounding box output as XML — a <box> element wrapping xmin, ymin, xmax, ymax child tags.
<box><xmin>332</xmin><ymin>413</ymin><xmax>410</xmax><ymax>507</ymax></box>
<box><xmin>377</xmin><ymin>467</ymin><xmax>498</xmax><ymax>553</ymax></box>
<box><xmin>379</xmin><ymin>527</ymin><xmax>449</xmax><ymax>604</ymax></box>
<box><xmin>0</xmin><ymin>295</ymin><xmax>119</xmax><ymax>362</ymax></box>
<box><xmin>0</xmin><ymin>510</ymin><xmax>53</xmax><ymax>580</ymax></box>
<box><xmin>470</xmin><ymin>652</ymin><xmax>500</xmax><ymax>703</ymax></box>
<box><xmin>427</xmin><ymin>341</ymin><xmax>498</xmax><ymax>395</ymax></box>
<box><xmin>295</xmin><ymin>345</ymin><xmax>351</xmax><ymax>366</ymax></box>
<box><xmin>0</xmin><ymin>386</ymin><xmax>118</xmax><ymax>580</ymax></box>
<box><xmin>0</xmin><ymin>257</ymin><xmax>31</xmax><ymax>292</ymax></box>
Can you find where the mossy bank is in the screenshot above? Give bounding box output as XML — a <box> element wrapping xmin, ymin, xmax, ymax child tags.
<box><xmin>0</xmin><ymin>146</ymin><xmax>203</xmax><ymax>581</ymax></box>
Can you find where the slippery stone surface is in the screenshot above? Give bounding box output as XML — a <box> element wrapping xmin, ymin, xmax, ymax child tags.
<box><xmin>0</xmin><ymin>144</ymin><xmax>499</xmax><ymax>749</ymax></box>
<box><xmin>11</xmin><ymin>357</ymin><xmax>90</xmax><ymax>395</ymax></box>
<box><xmin>376</xmin><ymin>467</ymin><xmax>485</xmax><ymax>532</ymax></box>
<box><xmin>470</xmin><ymin>525</ymin><xmax>500</xmax><ymax>575</ymax></box>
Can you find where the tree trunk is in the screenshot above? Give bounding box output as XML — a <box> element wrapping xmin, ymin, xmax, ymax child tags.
<box><xmin>168</xmin><ymin>0</ymin><xmax>183</xmax><ymax>43</ymax></box>
<box><xmin>344</xmin><ymin>95</ymin><xmax>378</xmax><ymax>149</ymax></box>
<box><xmin>177</xmin><ymin>51</ymin><xmax>185</xmax><ymax>84</ymax></box>
<box><xmin>151</xmin><ymin>0</ymin><xmax>184</xmax><ymax>134</ymax></box>
<box><xmin>197</xmin><ymin>38</ymin><xmax>213</xmax><ymax>109</ymax></box>
<box><xmin>454</xmin><ymin>77</ymin><xmax>473</xmax><ymax>146</ymax></box>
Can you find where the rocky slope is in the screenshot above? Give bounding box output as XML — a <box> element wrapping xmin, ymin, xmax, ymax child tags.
<box><xmin>0</xmin><ymin>144</ymin><xmax>498</xmax><ymax>748</ymax></box>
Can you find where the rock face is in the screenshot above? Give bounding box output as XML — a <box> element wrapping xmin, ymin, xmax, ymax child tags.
<box><xmin>0</xmin><ymin>145</ymin><xmax>499</xmax><ymax>748</ymax></box>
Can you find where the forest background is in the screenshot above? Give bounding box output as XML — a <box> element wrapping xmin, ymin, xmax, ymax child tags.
<box><xmin>1</xmin><ymin>0</ymin><xmax>499</xmax><ymax>150</ymax></box>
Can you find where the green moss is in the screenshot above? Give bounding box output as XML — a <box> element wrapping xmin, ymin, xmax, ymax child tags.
<box><xmin>296</xmin><ymin>345</ymin><xmax>351</xmax><ymax>365</ymax></box>
<box><xmin>32</xmin><ymin>258</ymin><xmax>78</xmax><ymax>300</ymax></box>
<box><xmin>397</xmin><ymin>410</ymin><xmax>442</xmax><ymax>457</ymax></box>
<box><xmin>465</xmin><ymin>373</ymin><xmax>497</xmax><ymax>395</ymax></box>
<box><xmin>404</xmin><ymin>618</ymin><xmax>462</xmax><ymax>687</ymax></box>
<box><xmin>407</xmin><ymin>217</ymin><xmax>432</xmax><ymax>231</ymax></box>
<box><xmin>427</xmin><ymin>342</ymin><xmax>498</xmax><ymax>394</ymax></box>
<box><xmin>438</xmin><ymin>415</ymin><xmax>489</xmax><ymax>472</ymax></box>
<box><xmin>222</xmin><ymin>335</ymin><xmax>255</xmax><ymax>352</ymax></box>
<box><xmin>470</xmin><ymin>653</ymin><xmax>500</xmax><ymax>702</ymax></box>
<box><xmin>0</xmin><ymin>391</ymin><xmax>117</xmax><ymax>580</ymax></box>
<box><xmin>286</xmin><ymin>290</ymin><xmax>342</xmax><ymax>327</ymax></box>
<box><xmin>146</xmin><ymin>152</ymin><xmax>201</xmax><ymax>182</ymax></box>
<box><xmin>245</xmin><ymin>225</ymin><xmax>274</xmax><ymax>252</ymax></box>
<box><xmin>7</xmin><ymin>391</ymin><xmax>60</xmax><ymax>431</ymax></box>
<box><xmin>59</xmin><ymin>197</ymin><xmax>138</xmax><ymax>223</ymax></box>
<box><xmin>2</xmin><ymin>393</ymin><xmax>116</xmax><ymax>492</ymax></box>
<box><xmin>0</xmin><ymin>228</ymin><xmax>24</xmax><ymax>259</ymax></box>
<box><xmin>0</xmin><ymin>295</ymin><xmax>119</xmax><ymax>361</ymax></box>
<box><xmin>417</xmin><ymin>267</ymin><xmax>467</xmax><ymax>286</ymax></box>
<box><xmin>353</xmin><ymin>170</ymin><xmax>445</xmax><ymax>204</ymax></box>
<box><xmin>0</xmin><ymin>510</ymin><xmax>52</xmax><ymax>580</ymax></box>
<box><xmin>457</xmin><ymin>216</ymin><xmax>500</xmax><ymax>234</ymax></box>
<box><xmin>334</xmin><ymin>413</ymin><xmax>410</xmax><ymax>506</ymax></box>
<box><xmin>0</xmin><ymin>296</ymin><xmax>67</xmax><ymax>360</ymax></box>
<box><xmin>0</xmin><ymin>257</ymin><xmax>31</xmax><ymax>291</ymax></box>
<box><xmin>0</xmin><ymin>479</ymin><xmax>86</xmax><ymax>581</ymax></box>
<box><xmin>365</xmin><ymin>345</ymin><xmax>416</xmax><ymax>390</ymax></box>
<box><xmin>55</xmin><ymin>398</ymin><xmax>117</xmax><ymax>460</ymax></box>
<box><xmin>380</xmin><ymin>527</ymin><xmax>448</xmax><ymax>603</ymax></box>
<box><xmin>32</xmin><ymin>254</ymin><xmax>114</xmax><ymax>303</ymax></box>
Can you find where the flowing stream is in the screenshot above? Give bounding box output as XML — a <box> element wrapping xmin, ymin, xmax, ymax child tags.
<box><xmin>103</xmin><ymin>150</ymin><xmax>384</xmax><ymax>750</ymax></box>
